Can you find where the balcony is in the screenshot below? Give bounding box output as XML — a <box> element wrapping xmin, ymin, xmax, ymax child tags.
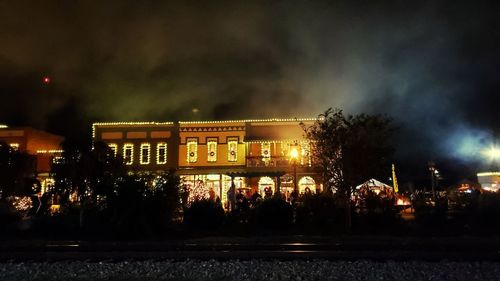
<box><xmin>246</xmin><ymin>156</ymin><xmax>294</xmax><ymax>168</ymax></box>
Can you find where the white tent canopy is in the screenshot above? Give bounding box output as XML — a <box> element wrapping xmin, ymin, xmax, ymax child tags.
<box><xmin>355</xmin><ymin>178</ymin><xmax>392</xmax><ymax>190</ymax></box>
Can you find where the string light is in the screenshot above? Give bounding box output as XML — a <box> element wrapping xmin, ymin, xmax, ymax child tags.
<box><xmin>140</xmin><ymin>143</ymin><xmax>151</xmax><ymax>165</ymax></box>
<box><xmin>207</xmin><ymin>140</ymin><xmax>217</xmax><ymax>162</ymax></box>
<box><xmin>228</xmin><ymin>140</ymin><xmax>238</xmax><ymax>162</ymax></box>
<box><xmin>187</xmin><ymin>139</ymin><xmax>198</xmax><ymax>163</ymax></box>
<box><xmin>179</xmin><ymin>117</ymin><xmax>318</xmax><ymax>124</ymax></box>
<box><xmin>108</xmin><ymin>143</ymin><xmax>118</xmax><ymax>157</ymax></box>
<box><xmin>36</xmin><ymin>150</ymin><xmax>64</xmax><ymax>154</ymax></box>
<box><xmin>156</xmin><ymin>143</ymin><xmax>167</xmax><ymax>164</ymax></box>
<box><xmin>123</xmin><ymin>143</ymin><xmax>134</xmax><ymax>165</ymax></box>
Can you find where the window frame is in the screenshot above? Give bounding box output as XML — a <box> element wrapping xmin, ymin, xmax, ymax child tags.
<box><xmin>156</xmin><ymin>142</ymin><xmax>167</xmax><ymax>164</ymax></box>
<box><xmin>207</xmin><ymin>138</ymin><xmax>218</xmax><ymax>162</ymax></box>
<box><xmin>187</xmin><ymin>138</ymin><xmax>198</xmax><ymax>163</ymax></box>
<box><xmin>123</xmin><ymin>143</ymin><xmax>134</xmax><ymax>165</ymax></box>
<box><xmin>227</xmin><ymin>138</ymin><xmax>238</xmax><ymax>162</ymax></box>
<box><xmin>140</xmin><ymin>143</ymin><xmax>151</xmax><ymax>165</ymax></box>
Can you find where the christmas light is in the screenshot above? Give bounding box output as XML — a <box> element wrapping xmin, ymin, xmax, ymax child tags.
<box><xmin>108</xmin><ymin>143</ymin><xmax>118</xmax><ymax>157</ymax></box>
<box><xmin>207</xmin><ymin>140</ymin><xmax>217</xmax><ymax>162</ymax></box>
<box><xmin>228</xmin><ymin>140</ymin><xmax>238</xmax><ymax>162</ymax></box>
<box><xmin>187</xmin><ymin>139</ymin><xmax>198</xmax><ymax>163</ymax></box>
<box><xmin>156</xmin><ymin>143</ymin><xmax>167</xmax><ymax>164</ymax></box>
<box><xmin>36</xmin><ymin>149</ymin><xmax>64</xmax><ymax>154</ymax></box>
<box><xmin>261</xmin><ymin>142</ymin><xmax>271</xmax><ymax>161</ymax></box>
<box><xmin>179</xmin><ymin>117</ymin><xmax>318</xmax><ymax>124</ymax></box>
<box><xmin>140</xmin><ymin>143</ymin><xmax>151</xmax><ymax>165</ymax></box>
<box><xmin>9</xmin><ymin>143</ymin><xmax>19</xmax><ymax>151</ymax></box>
<box><xmin>123</xmin><ymin>143</ymin><xmax>134</xmax><ymax>165</ymax></box>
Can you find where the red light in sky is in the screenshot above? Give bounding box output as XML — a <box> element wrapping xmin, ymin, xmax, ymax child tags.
<box><xmin>43</xmin><ymin>76</ymin><xmax>51</xmax><ymax>84</ymax></box>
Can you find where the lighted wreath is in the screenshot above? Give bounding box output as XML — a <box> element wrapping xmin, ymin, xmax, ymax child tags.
<box><xmin>230</xmin><ymin>150</ymin><xmax>236</xmax><ymax>155</ymax></box>
<box><xmin>189</xmin><ymin>152</ymin><xmax>195</xmax><ymax>157</ymax></box>
<box><xmin>209</xmin><ymin>151</ymin><xmax>215</xmax><ymax>156</ymax></box>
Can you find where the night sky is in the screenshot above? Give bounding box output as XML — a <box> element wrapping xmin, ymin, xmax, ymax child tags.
<box><xmin>0</xmin><ymin>1</ymin><xmax>498</xmax><ymax>185</ymax></box>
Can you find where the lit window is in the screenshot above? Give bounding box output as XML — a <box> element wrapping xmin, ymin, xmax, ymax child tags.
<box><xmin>207</xmin><ymin>139</ymin><xmax>217</xmax><ymax>162</ymax></box>
<box><xmin>157</xmin><ymin>143</ymin><xmax>167</xmax><ymax>164</ymax></box>
<box><xmin>261</xmin><ymin>142</ymin><xmax>271</xmax><ymax>160</ymax></box>
<box><xmin>9</xmin><ymin>143</ymin><xmax>19</xmax><ymax>151</ymax></box>
<box><xmin>52</xmin><ymin>156</ymin><xmax>64</xmax><ymax>164</ymax></box>
<box><xmin>301</xmin><ymin>142</ymin><xmax>311</xmax><ymax>166</ymax></box>
<box><xmin>108</xmin><ymin>143</ymin><xmax>118</xmax><ymax>157</ymax></box>
<box><xmin>187</xmin><ymin>139</ymin><xmax>198</xmax><ymax>163</ymax></box>
<box><xmin>123</xmin><ymin>143</ymin><xmax>134</xmax><ymax>165</ymax></box>
<box><xmin>140</xmin><ymin>143</ymin><xmax>151</xmax><ymax>165</ymax></box>
<box><xmin>228</xmin><ymin>139</ymin><xmax>238</xmax><ymax>162</ymax></box>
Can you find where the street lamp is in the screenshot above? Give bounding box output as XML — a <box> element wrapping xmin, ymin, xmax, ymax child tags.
<box><xmin>428</xmin><ymin>161</ymin><xmax>438</xmax><ymax>201</ymax></box>
<box><xmin>290</xmin><ymin>144</ymin><xmax>299</xmax><ymax>194</ymax></box>
<box><xmin>482</xmin><ymin>145</ymin><xmax>500</xmax><ymax>171</ymax></box>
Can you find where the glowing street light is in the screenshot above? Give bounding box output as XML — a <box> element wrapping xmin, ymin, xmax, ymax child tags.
<box><xmin>482</xmin><ymin>145</ymin><xmax>500</xmax><ymax>171</ymax></box>
<box><xmin>290</xmin><ymin>147</ymin><xmax>299</xmax><ymax>160</ymax></box>
<box><xmin>483</xmin><ymin>146</ymin><xmax>500</xmax><ymax>161</ymax></box>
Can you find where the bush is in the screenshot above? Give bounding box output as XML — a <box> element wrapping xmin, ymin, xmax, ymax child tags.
<box><xmin>413</xmin><ymin>194</ymin><xmax>447</xmax><ymax>229</ymax></box>
<box><xmin>0</xmin><ymin>200</ymin><xmax>21</xmax><ymax>237</ymax></box>
<box><xmin>183</xmin><ymin>199</ymin><xmax>225</xmax><ymax>231</ymax></box>
<box><xmin>254</xmin><ymin>198</ymin><xmax>293</xmax><ymax>230</ymax></box>
<box><xmin>354</xmin><ymin>192</ymin><xmax>401</xmax><ymax>233</ymax></box>
<box><xmin>296</xmin><ymin>193</ymin><xmax>340</xmax><ymax>232</ymax></box>
<box><xmin>473</xmin><ymin>192</ymin><xmax>500</xmax><ymax>233</ymax></box>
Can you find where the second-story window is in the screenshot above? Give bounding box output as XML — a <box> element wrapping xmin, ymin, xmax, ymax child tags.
<box><xmin>9</xmin><ymin>143</ymin><xmax>19</xmax><ymax>151</ymax></box>
<box><xmin>108</xmin><ymin>143</ymin><xmax>118</xmax><ymax>157</ymax></box>
<box><xmin>228</xmin><ymin>139</ymin><xmax>238</xmax><ymax>162</ymax></box>
<box><xmin>301</xmin><ymin>142</ymin><xmax>311</xmax><ymax>166</ymax></box>
<box><xmin>123</xmin><ymin>143</ymin><xmax>134</xmax><ymax>165</ymax></box>
<box><xmin>187</xmin><ymin>138</ymin><xmax>198</xmax><ymax>163</ymax></box>
<box><xmin>157</xmin><ymin>143</ymin><xmax>167</xmax><ymax>164</ymax></box>
<box><xmin>140</xmin><ymin>143</ymin><xmax>151</xmax><ymax>165</ymax></box>
<box><xmin>207</xmin><ymin>139</ymin><xmax>217</xmax><ymax>162</ymax></box>
<box><xmin>261</xmin><ymin>142</ymin><xmax>271</xmax><ymax>161</ymax></box>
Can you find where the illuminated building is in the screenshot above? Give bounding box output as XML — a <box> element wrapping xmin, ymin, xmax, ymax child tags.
<box><xmin>477</xmin><ymin>172</ymin><xmax>500</xmax><ymax>192</ymax></box>
<box><xmin>0</xmin><ymin>126</ymin><xmax>64</xmax><ymax>194</ymax></box>
<box><xmin>93</xmin><ymin>119</ymin><xmax>321</xmax><ymax>207</ymax></box>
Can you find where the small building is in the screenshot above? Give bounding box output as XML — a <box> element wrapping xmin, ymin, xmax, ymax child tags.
<box><xmin>0</xmin><ymin>125</ymin><xmax>64</xmax><ymax>193</ymax></box>
<box><xmin>477</xmin><ymin>172</ymin><xmax>500</xmax><ymax>192</ymax></box>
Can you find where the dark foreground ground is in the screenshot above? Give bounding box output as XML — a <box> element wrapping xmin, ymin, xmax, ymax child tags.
<box><xmin>2</xmin><ymin>259</ymin><xmax>500</xmax><ymax>281</ymax></box>
<box><xmin>1</xmin><ymin>236</ymin><xmax>500</xmax><ymax>280</ymax></box>
<box><xmin>1</xmin><ymin>236</ymin><xmax>500</xmax><ymax>261</ymax></box>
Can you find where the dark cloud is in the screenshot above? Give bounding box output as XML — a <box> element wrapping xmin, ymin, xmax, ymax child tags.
<box><xmin>0</xmin><ymin>0</ymin><xmax>497</xmax><ymax>182</ymax></box>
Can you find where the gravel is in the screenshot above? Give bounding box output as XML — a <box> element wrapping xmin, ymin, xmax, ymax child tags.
<box><xmin>1</xmin><ymin>259</ymin><xmax>499</xmax><ymax>281</ymax></box>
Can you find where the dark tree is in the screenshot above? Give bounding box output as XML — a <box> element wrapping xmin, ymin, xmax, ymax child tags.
<box><xmin>0</xmin><ymin>142</ymin><xmax>37</xmax><ymax>199</ymax></box>
<box><xmin>302</xmin><ymin>108</ymin><xmax>395</xmax><ymax>228</ymax></box>
<box><xmin>106</xmin><ymin>171</ymin><xmax>182</xmax><ymax>237</ymax></box>
<box><xmin>51</xmin><ymin>140</ymin><xmax>125</xmax><ymax>228</ymax></box>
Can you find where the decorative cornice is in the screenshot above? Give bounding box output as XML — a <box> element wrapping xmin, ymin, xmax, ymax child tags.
<box><xmin>180</xmin><ymin>126</ymin><xmax>245</xmax><ymax>132</ymax></box>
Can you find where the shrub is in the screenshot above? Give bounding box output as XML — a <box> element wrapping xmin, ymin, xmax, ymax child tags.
<box><xmin>254</xmin><ymin>197</ymin><xmax>293</xmax><ymax>230</ymax></box>
<box><xmin>183</xmin><ymin>199</ymin><xmax>225</xmax><ymax>230</ymax></box>
<box><xmin>0</xmin><ymin>200</ymin><xmax>21</xmax><ymax>236</ymax></box>
<box><xmin>473</xmin><ymin>192</ymin><xmax>500</xmax><ymax>233</ymax></box>
<box><xmin>354</xmin><ymin>192</ymin><xmax>401</xmax><ymax>233</ymax></box>
<box><xmin>296</xmin><ymin>193</ymin><xmax>340</xmax><ymax>232</ymax></box>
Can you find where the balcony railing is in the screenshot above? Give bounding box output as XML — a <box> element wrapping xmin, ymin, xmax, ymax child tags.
<box><xmin>246</xmin><ymin>156</ymin><xmax>296</xmax><ymax>168</ymax></box>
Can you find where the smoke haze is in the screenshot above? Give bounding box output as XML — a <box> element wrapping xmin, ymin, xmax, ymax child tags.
<box><xmin>0</xmin><ymin>0</ymin><xmax>497</xmax><ymax>181</ymax></box>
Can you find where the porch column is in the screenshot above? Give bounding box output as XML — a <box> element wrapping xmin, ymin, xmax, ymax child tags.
<box><xmin>275</xmin><ymin>175</ymin><xmax>281</xmax><ymax>195</ymax></box>
<box><xmin>230</xmin><ymin>175</ymin><xmax>236</xmax><ymax>211</ymax></box>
